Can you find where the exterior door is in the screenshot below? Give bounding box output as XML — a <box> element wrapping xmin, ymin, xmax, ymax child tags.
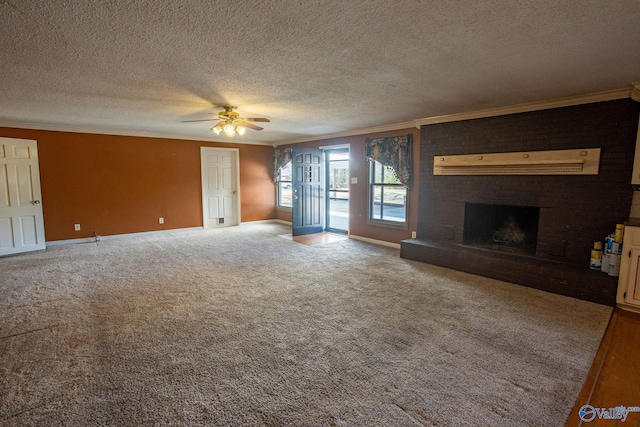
<box><xmin>0</xmin><ymin>137</ymin><xmax>46</xmax><ymax>256</ymax></box>
<box><xmin>201</xmin><ymin>147</ymin><xmax>240</xmax><ymax>229</ymax></box>
<box><xmin>292</xmin><ymin>147</ymin><xmax>324</xmax><ymax>236</ymax></box>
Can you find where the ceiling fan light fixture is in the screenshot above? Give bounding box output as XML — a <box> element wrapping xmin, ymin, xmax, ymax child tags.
<box><xmin>223</xmin><ymin>123</ymin><xmax>236</xmax><ymax>137</ymax></box>
<box><xmin>185</xmin><ymin>106</ymin><xmax>269</xmax><ymax>137</ymax></box>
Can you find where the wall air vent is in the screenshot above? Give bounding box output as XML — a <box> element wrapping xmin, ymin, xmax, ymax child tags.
<box><xmin>433</xmin><ymin>148</ymin><xmax>600</xmax><ymax>176</ymax></box>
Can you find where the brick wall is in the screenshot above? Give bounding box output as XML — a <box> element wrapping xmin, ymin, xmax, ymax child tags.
<box><xmin>418</xmin><ymin>99</ymin><xmax>640</xmax><ymax>265</ymax></box>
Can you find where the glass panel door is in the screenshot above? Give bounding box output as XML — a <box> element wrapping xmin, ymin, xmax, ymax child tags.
<box><xmin>325</xmin><ymin>148</ymin><xmax>349</xmax><ymax>233</ymax></box>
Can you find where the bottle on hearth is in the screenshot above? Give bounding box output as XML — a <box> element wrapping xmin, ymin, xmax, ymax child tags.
<box><xmin>590</xmin><ymin>241</ymin><xmax>603</xmax><ymax>270</ymax></box>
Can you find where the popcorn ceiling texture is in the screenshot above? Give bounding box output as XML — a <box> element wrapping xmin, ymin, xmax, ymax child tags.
<box><xmin>0</xmin><ymin>0</ymin><xmax>639</xmax><ymax>144</ymax></box>
<box><xmin>0</xmin><ymin>222</ymin><xmax>610</xmax><ymax>426</ymax></box>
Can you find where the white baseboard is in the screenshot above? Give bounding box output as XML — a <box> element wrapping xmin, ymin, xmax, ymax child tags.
<box><xmin>45</xmin><ymin>222</ymin><xmax>399</xmax><ymax>250</ymax></box>
<box><xmin>237</xmin><ymin>219</ymin><xmax>292</xmax><ymax>226</ymax></box>
<box><xmin>46</xmin><ymin>227</ymin><xmax>204</xmax><ymax>246</ymax></box>
<box><xmin>349</xmin><ymin>234</ymin><xmax>400</xmax><ymax>249</ymax></box>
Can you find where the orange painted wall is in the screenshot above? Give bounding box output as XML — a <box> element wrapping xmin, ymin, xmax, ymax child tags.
<box><xmin>274</xmin><ymin>127</ymin><xmax>420</xmax><ymax>244</ymax></box>
<box><xmin>0</xmin><ymin>127</ymin><xmax>275</xmax><ymax>241</ymax></box>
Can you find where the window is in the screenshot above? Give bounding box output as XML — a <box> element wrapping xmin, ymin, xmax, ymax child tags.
<box><xmin>277</xmin><ymin>161</ymin><xmax>293</xmax><ymax>208</ymax></box>
<box><xmin>369</xmin><ymin>160</ymin><xmax>407</xmax><ymax>226</ymax></box>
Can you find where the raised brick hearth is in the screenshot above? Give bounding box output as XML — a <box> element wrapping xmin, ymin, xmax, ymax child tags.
<box><xmin>401</xmin><ymin>99</ymin><xmax>640</xmax><ymax>305</ymax></box>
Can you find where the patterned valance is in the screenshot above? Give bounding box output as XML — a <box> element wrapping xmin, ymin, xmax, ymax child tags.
<box><xmin>272</xmin><ymin>147</ymin><xmax>292</xmax><ymax>182</ymax></box>
<box><xmin>365</xmin><ymin>134</ymin><xmax>413</xmax><ymax>187</ymax></box>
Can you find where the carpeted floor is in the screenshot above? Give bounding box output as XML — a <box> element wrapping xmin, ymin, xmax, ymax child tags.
<box><xmin>0</xmin><ymin>221</ymin><xmax>611</xmax><ymax>426</ymax></box>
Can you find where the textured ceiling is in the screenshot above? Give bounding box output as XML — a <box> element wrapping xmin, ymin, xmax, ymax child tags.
<box><xmin>1</xmin><ymin>0</ymin><xmax>639</xmax><ymax>145</ymax></box>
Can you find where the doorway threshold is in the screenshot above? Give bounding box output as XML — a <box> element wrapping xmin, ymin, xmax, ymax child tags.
<box><xmin>278</xmin><ymin>232</ymin><xmax>348</xmax><ymax>246</ymax></box>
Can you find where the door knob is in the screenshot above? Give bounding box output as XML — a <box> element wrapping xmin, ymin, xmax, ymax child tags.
<box><xmin>33</xmin><ymin>200</ymin><xmax>41</xmax><ymax>204</ymax></box>
<box><xmin>232</xmin><ymin>191</ymin><xmax>237</xmax><ymax>194</ymax></box>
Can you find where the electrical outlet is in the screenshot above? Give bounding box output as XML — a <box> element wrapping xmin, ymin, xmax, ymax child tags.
<box><xmin>74</xmin><ymin>224</ymin><xmax>81</xmax><ymax>231</ymax></box>
<box><xmin>159</xmin><ymin>217</ymin><xmax>164</xmax><ymax>224</ymax></box>
<box><xmin>411</xmin><ymin>231</ymin><xmax>417</xmax><ymax>239</ymax></box>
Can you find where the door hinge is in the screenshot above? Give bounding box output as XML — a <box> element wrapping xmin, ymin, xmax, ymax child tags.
<box><xmin>624</xmin><ymin>291</ymin><xmax>627</xmax><ymax>299</ymax></box>
<box><xmin>630</xmin><ymin>250</ymin><xmax>633</xmax><ymax>258</ymax></box>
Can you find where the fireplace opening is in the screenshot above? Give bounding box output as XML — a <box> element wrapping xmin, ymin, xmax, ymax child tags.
<box><xmin>463</xmin><ymin>203</ymin><xmax>540</xmax><ymax>255</ymax></box>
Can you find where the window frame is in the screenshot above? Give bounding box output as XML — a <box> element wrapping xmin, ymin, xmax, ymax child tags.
<box><xmin>367</xmin><ymin>160</ymin><xmax>408</xmax><ymax>229</ymax></box>
<box><xmin>276</xmin><ymin>161</ymin><xmax>293</xmax><ymax>210</ymax></box>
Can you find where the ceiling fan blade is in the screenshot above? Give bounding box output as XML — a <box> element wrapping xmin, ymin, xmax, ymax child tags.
<box><xmin>244</xmin><ymin>117</ymin><xmax>270</xmax><ymax>122</ymax></box>
<box><xmin>181</xmin><ymin>118</ymin><xmax>220</xmax><ymax>123</ymax></box>
<box><xmin>238</xmin><ymin>120</ymin><xmax>263</xmax><ymax>131</ymax></box>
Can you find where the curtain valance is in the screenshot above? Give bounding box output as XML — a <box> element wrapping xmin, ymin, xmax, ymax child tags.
<box><xmin>365</xmin><ymin>134</ymin><xmax>413</xmax><ymax>187</ymax></box>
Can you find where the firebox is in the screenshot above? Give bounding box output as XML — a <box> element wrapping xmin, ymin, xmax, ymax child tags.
<box><xmin>463</xmin><ymin>203</ymin><xmax>540</xmax><ymax>255</ymax></box>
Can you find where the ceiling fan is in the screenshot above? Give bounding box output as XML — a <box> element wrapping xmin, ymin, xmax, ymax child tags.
<box><xmin>182</xmin><ymin>106</ymin><xmax>270</xmax><ymax>137</ymax></box>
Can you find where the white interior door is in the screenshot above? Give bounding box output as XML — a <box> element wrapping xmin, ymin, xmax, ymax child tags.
<box><xmin>0</xmin><ymin>137</ymin><xmax>46</xmax><ymax>256</ymax></box>
<box><xmin>201</xmin><ymin>147</ymin><xmax>240</xmax><ymax>229</ymax></box>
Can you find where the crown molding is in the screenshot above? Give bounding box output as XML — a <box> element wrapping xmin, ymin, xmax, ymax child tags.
<box><xmin>414</xmin><ymin>87</ymin><xmax>634</xmax><ymax>127</ymax></box>
<box><xmin>3</xmin><ymin>86</ymin><xmax>638</xmax><ymax>148</ymax></box>
<box><xmin>274</xmin><ymin>121</ymin><xmax>416</xmax><ymax>146</ymax></box>
<box><xmin>276</xmin><ymin>87</ymin><xmax>638</xmax><ymax>146</ymax></box>
<box><xmin>0</xmin><ymin>121</ymin><xmax>274</xmax><ymax>146</ymax></box>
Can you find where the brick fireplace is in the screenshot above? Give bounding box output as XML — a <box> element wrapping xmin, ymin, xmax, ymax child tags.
<box><xmin>401</xmin><ymin>99</ymin><xmax>640</xmax><ymax>305</ymax></box>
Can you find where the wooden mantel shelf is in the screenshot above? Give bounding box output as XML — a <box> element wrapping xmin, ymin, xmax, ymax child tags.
<box><xmin>433</xmin><ymin>148</ymin><xmax>601</xmax><ymax>176</ymax></box>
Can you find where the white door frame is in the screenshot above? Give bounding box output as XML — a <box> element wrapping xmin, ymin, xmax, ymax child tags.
<box><xmin>200</xmin><ymin>147</ymin><xmax>241</xmax><ymax>228</ymax></box>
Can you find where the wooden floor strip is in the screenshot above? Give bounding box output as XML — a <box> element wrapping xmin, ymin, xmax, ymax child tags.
<box><xmin>566</xmin><ymin>308</ymin><xmax>640</xmax><ymax>426</ymax></box>
<box><xmin>566</xmin><ymin>309</ymin><xmax>618</xmax><ymax>426</ymax></box>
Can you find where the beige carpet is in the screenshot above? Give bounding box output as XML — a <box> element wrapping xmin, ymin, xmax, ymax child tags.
<box><xmin>0</xmin><ymin>222</ymin><xmax>611</xmax><ymax>426</ymax></box>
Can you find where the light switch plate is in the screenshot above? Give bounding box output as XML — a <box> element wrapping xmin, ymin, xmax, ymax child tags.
<box><xmin>351</xmin><ymin>177</ymin><xmax>358</xmax><ymax>184</ymax></box>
